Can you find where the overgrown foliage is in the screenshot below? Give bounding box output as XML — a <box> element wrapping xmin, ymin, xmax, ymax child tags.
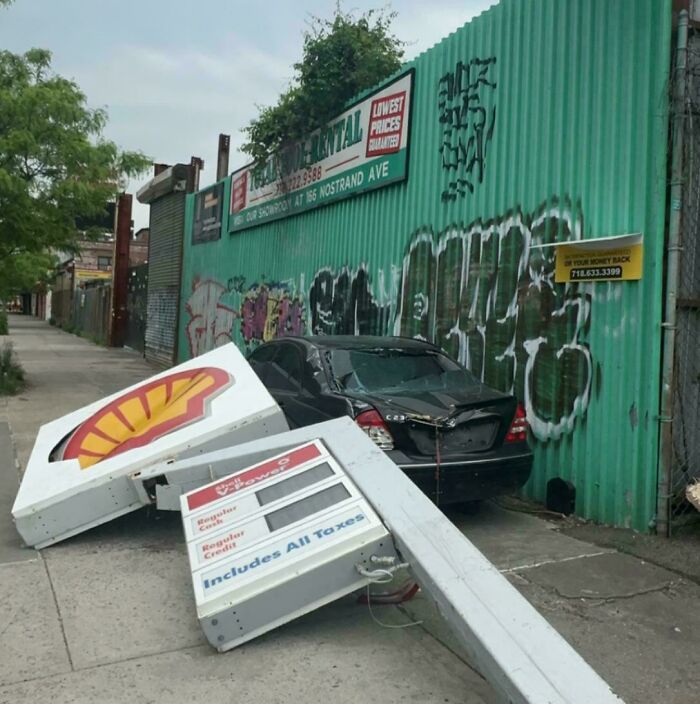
<box><xmin>242</xmin><ymin>7</ymin><xmax>404</xmax><ymax>164</ymax></box>
<box><xmin>0</xmin><ymin>311</ymin><xmax>7</xmax><ymax>335</ymax></box>
<box><xmin>0</xmin><ymin>48</ymin><xmax>150</xmax><ymax>299</ymax></box>
<box><xmin>0</xmin><ymin>342</ymin><xmax>25</xmax><ymax>395</ymax></box>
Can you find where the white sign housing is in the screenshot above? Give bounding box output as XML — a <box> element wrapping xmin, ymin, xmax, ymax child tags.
<box><xmin>12</xmin><ymin>344</ymin><xmax>288</xmax><ymax>548</ymax></box>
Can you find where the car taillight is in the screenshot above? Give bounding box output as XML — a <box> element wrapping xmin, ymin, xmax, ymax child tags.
<box><xmin>505</xmin><ymin>403</ymin><xmax>529</xmax><ymax>443</ymax></box>
<box><xmin>355</xmin><ymin>409</ymin><xmax>394</xmax><ymax>451</ymax></box>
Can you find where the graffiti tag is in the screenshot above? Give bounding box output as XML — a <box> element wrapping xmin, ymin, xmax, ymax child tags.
<box><xmin>309</xmin><ymin>266</ymin><xmax>391</xmax><ymax>336</ymax></box>
<box><xmin>437</xmin><ymin>57</ymin><xmax>497</xmax><ymax>201</ymax></box>
<box><xmin>185</xmin><ymin>279</ymin><xmax>236</xmax><ymax>357</ymax></box>
<box><xmin>396</xmin><ymin>199</ymin><xmax>591</xmax><ymax>440</ymax></box>
<box><xmin>240</xmin><ymin>283</ymin><xmax>305</xmax><ymax>348</ymax></box>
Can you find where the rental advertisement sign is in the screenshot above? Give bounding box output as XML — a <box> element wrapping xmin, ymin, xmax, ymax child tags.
<box><xmin>229</xmin><ymin>70</ymin><xmax>414</xmax><ymax>232</ymax></box>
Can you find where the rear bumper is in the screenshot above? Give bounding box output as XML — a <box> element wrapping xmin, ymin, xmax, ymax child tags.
<box><xmin>386</xmin><ymin>447</ymin><xmax>533</xmax><ymax>504</ymax></box>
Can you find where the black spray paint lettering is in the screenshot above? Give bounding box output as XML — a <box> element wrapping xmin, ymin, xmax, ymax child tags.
<box><xmin>437</xmin><ymin>57</ymin><xmax>497</xmax><ymax>201</ymax></box>
<box><xmin>309</xmin><ymin>266</ymin><xmax>391</xmax><ymax>336</ymax></box>
<box><xmin>184</xmin><ymin>197</ymin><xmax>594</xmax><ymax>443</ymax></box>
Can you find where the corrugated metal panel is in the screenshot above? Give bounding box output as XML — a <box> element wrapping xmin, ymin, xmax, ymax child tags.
<box><xmin>178</xmin><ymin>0</ymin><xmax>672</xmax><ymax>531</ymax></box>
<box><xmin>146</xmin><ymin>192</ymin><xmax>186</xmax><ymax>366</ymax></box>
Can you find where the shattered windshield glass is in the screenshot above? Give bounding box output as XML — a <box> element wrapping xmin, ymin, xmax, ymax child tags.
<box><xmin>326</xmin><ymin>348</ymin><xmax>480</xmax><ymax>394</ymax></box>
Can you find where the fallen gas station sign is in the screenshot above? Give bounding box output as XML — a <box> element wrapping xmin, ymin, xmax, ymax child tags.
<box><xmin>12</xmin><ymin>344</ymin><xmax>288</xmax><ymax>548</ymax></box>
<box><xmin>11</xmin><ymin>351</ymin><xmax>624</xmax><ymax>702</ymax></box>
<box><xmin>181</xmin><ymin>439</ymin><xmax>396</xmax><ymax>651</ymax></box>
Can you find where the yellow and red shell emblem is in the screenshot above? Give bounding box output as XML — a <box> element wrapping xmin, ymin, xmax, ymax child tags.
<box><xmin>63</xmin><ymin>367</ymin><xmax>232</xmax><ymax>469</ymax></box>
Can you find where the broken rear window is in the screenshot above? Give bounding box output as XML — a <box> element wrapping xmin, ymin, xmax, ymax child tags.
<box><xmin>326</xmin><ymin>348</ymin><xmax>479</xmax><ymax>394</ymax></box>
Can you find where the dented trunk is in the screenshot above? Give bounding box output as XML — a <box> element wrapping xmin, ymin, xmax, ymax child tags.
<box><xmin>344</xmin><ymin>387</ymin><xmax>517</xmax><ymax>459</ymax></box>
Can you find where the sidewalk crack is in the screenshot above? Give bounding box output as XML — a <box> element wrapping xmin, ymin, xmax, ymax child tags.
<box><xmin>0</xmin><ymin>610</ymin><xmax>17</xmax><ymax>639</ymax></box>
<box><xmin>500</xmin><ymin>550</ymin><xmax>610</xmax><ymax>574</ymax></box>
<box><xmin>551</xmin><ymin>582</ymin><xmax>675</xmax><ymax>604</ymax></box>
<box><xmin>41</xmin><ymin>555</ymin><xmax>75</xmax><ymax>671</ymax></box>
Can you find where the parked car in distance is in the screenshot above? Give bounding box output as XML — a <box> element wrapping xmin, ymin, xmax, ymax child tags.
<box><xmin>247</xmin><ymin>336</ymin><xmax>533</xmax><ymax>509</ymax></box>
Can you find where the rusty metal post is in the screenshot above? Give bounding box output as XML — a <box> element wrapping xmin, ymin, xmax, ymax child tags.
<box><xmin>110</xmin><ymin>193</ymin><xmax>132</xmax><ymax>347</ymax></box>
<box><xmin>188</xmin><ymin>157</ymin><xmax>204</xmax><ymax>193</ymax></box>
<box><xmin>216</xmin><ymin>134</ymin><xmax>230</xmax><ymax>181</ymax></box>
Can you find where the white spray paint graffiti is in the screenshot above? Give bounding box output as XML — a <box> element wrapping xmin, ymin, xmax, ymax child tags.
<box><xmin>185</xmin><ymin>279</ymin><xmax>236</xmax><ymax>358</ymax></box>
<box><xmin>396</xmin><ymin>199</ymin><xmax>592</xmax><ymax>441</ymax></box>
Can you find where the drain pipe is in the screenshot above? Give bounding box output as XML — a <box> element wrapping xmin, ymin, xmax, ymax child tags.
<box><xmin>658</xmin><ymin>9</ymin><xmax>689</xmax><ymax>537</ymax></box>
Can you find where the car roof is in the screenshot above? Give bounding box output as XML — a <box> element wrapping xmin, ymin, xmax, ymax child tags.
<box><xmin>273</xmin><ymin>335</ymin><xmax>442</xmax><ymax>352</ymax></box>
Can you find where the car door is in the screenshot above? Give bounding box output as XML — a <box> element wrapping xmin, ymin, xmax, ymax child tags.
<box><xmin>266</xmin><ymin>343</ymin><xmax>333</xmax><ymax>428</ymax></box>
<box><xmin>247</xmin><ymin>342</ymin><xmax>279</xmax><ymax>385</ymax></box>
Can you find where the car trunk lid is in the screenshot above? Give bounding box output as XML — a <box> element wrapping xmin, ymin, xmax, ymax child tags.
<box><xmin>345</xmin><ymin>387</ymin><xmax>517</xmax><ymax>458</ymax></box>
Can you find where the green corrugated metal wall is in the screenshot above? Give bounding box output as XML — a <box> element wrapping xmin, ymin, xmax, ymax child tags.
<box><xmin>179</xmin><ymin>0</ymin><xmax>671</xmax><ymax>531</ymax></box>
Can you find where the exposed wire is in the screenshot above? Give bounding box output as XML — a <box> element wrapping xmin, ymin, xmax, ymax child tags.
<box><xmin>356</xmin><ymin>580</ymin><xmax>420</xmax><ymax>605</ymax></box>
<box><xmin>365</xmin><ymin>584</ymin><xmax>423</xmax><ymax>629</ymax></box>
<box><xmin>356</xmin><ymin>565</ymin><xmax>395</xmax><ymax>583</ymax></box>
<box><xmin>370</xmin><ymin>555</ymin><xmax>409</xmax><ymax>569</ymax></box>
<box><xmin>357</xmin><ymin>556</ymin><xmax>423</xmax><ymax>629</ymax></box>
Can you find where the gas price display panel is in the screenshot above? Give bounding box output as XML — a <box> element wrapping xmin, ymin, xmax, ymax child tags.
<box><xmin>181</xmin><ymin>439</ymin><xmax>395</xmax><ymax>651</ymax></box>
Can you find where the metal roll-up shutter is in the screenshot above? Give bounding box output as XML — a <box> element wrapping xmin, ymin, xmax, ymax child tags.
<box><xmin>145</xmin><ymin>191</ymin><xmax>186</xmax><ymax>366</ymax></box>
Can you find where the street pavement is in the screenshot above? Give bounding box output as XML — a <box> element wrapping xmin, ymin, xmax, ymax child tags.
<box><xmin>1</xmin><ymin>316</ymin><xmax>698</xmax><ymax>704</ymax></box>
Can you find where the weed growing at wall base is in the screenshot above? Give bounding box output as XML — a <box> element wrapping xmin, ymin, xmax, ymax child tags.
<box><xmin>0</xmin><ymin>342</ymin><xmax>25</xmax><ymax>395</ymax></box>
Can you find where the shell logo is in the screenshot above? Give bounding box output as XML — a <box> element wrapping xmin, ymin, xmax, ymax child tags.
<box><xmin>63</xmin><ymin>367</ymin><xmax>232</xmax><ymax>469</ymax></box>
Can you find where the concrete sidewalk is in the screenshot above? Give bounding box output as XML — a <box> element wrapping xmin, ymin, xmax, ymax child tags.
<box><xmin>1</xmin><ymin>316</ymin><xmax>698</xmax><ymax>704</ymax></box>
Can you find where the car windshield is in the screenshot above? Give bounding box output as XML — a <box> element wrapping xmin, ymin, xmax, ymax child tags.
<box><xmin>326</xmin><ymin>347</ymin><xmax>480</xmax><ymax>394</ymax></box>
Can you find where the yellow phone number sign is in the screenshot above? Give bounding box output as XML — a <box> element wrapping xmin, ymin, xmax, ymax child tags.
<box><xmin>554</xmin><ymin>236</ymin><xmax>643</xmax><ymax>283</ymax></box>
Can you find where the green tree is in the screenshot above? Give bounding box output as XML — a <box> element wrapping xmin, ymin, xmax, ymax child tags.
<box><xmin>0</xmin><ymin>48</ymin><xmax>150</xmax><ymax>299</ymax></box>
<box><xmin>242</xmin><ymin>7</ymin><xmax>404</xmax><ymax>164</ymax></box>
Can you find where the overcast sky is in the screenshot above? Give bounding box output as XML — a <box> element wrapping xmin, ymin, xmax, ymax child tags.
<box><xmin>0</xmin><ymin>0</ymin><xmax>493</xmax><ymax>229</ymax></box>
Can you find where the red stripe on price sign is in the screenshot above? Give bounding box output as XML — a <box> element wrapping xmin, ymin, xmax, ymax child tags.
<box><xmin>186</xmin><ymin>442</ymin><xmax>323</xmax><ymax>511</ymax></box>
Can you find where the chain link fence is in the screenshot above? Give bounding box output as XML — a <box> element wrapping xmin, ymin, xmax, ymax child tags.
<box><xmin>669</xmin><ymin>25</ymin><xmax>700</xmax><ymax>533</ymax></box>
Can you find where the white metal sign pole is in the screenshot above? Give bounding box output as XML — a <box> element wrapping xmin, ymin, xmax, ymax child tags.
<box><xmin>161</xmin><ymin>418</ymin><xmax>624</xmax><ymax>704</ymax></box>
<box><xmin>328</xmin><ymin>422</ymin><xmax>624</xmax><ymax>704</ymax></box>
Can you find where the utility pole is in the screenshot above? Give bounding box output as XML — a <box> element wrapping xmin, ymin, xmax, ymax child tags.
<box><xmin>110</xmin><ymin>193</ymin><xmax>132</xmax><ymax>347</ymax></box>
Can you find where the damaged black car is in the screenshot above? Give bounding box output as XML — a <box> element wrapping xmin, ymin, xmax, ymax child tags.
<box><xmin>247</xmin><ymin>336</ymin><xmax>533</xmax><ymax>509</ymax></box>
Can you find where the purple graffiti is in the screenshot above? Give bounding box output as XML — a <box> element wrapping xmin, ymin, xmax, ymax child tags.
<box><xmin>241</xmin><ymin>283</ymin><xmax>305</xmax><ymax>346</ymax></box>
